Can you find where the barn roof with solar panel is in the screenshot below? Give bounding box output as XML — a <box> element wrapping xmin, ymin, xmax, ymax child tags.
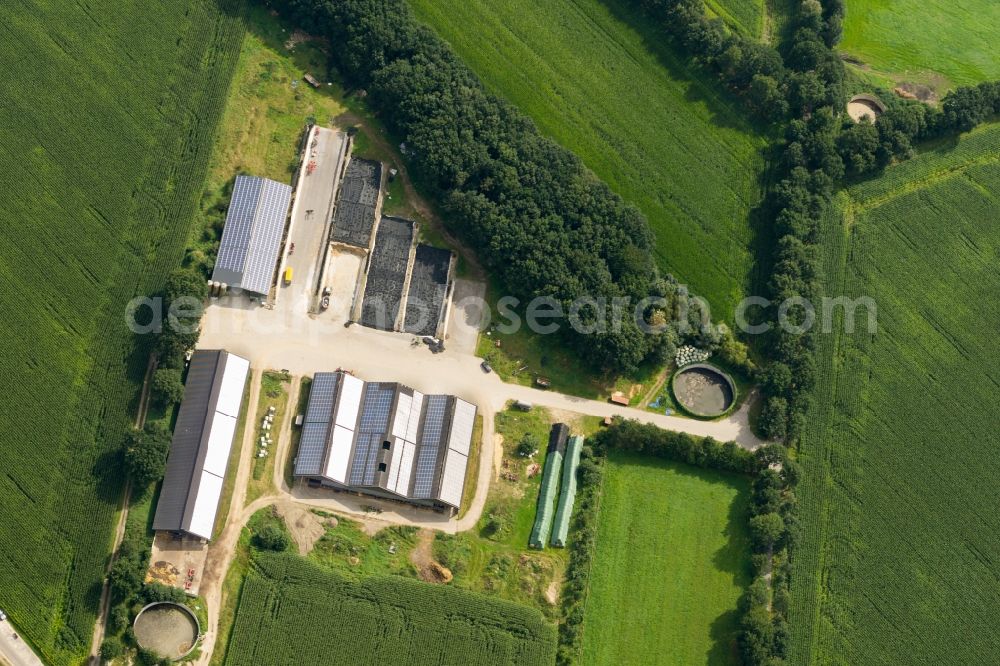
<box><xmin>211</xmin><ymin>174</ymin><xmax>292</xmax><ymax>296</ymax></box>
<box><xmin>294</xmin><ymin>371</ymin><xmax>476</xmax><ymax>513</ymax></box>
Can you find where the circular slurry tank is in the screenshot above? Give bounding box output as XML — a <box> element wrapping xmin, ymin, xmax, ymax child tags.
<box><xmin>133</xmin><ymin>602</ymin><xmax>200</xmax><ymax>661</ymax></box>
<box><xmin>847</xmin><ymin>94</ymin><xmax>886</xmax><ymax>123</ymax></box>
<box><xmin>671</xmin><ymin>363</ymin><xmax>737</xmax><ymax>418</ymax></box>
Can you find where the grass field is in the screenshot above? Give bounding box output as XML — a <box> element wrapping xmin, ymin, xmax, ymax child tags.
<box><xmin>409</xmin><ymin>0</ymin><xmax>768</xmax><ymax>318</ymax></box>
<box><xmin>224</xmin><ymin>551</ymin><xmax>557</xmax><ymax>665</ymax></box>
<box><xmin>245</xmin><ymin>371</ymin><xmax>291</xmax><ymax>504</ymax></box>
<box><xmin>582</xmin><ymin>452</ymin><xmax>751</xmax><ymax>665</ymax></box>
<box><xmin>790</xmin><ymin>123</ymin><xmax>1000</xmax><ymax>664</ymax></box>
<box><xmin>840</xmin><ymin>0</ymin><xmax>1000</xmax><ymax>89</ymax></box>
<box><xmin>0</xmin><ymin>1</ymin><xmax>243</xmax><ymax>661</ymax></box>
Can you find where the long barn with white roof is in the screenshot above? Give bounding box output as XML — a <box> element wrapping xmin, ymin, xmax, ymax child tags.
<box><xmin>294</xmin><ymin>371</ymin><xmax>476</xmax><ymax>513</ymax></box>
<box><xmin>152</xmin><ymin>349</ymin><xmax>250</xmax><ymax>540</ymax></box>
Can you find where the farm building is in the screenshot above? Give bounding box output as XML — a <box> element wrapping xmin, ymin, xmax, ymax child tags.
<box><xmin>294</xmin><ymin>371</ymin><xmax>476</xmax><ymax>513</ymax></box>
<box><xmin>211</xmin><ymin>174</ymin><xmax>292</xmax><ymax>297</ymax></box>
<box><xmin>152</xmin><ymin>350</ymin><xmax>250</xmax><ymax>541</ymax></box>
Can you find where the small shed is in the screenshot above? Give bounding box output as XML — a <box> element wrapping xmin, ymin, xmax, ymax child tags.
<box><xmin>303</xmin><ymin>73</ymin><xmax>321</xmax><ymax>88</ymax></box>
<box><xmin>610</xmin><ymin>391</ymin><xmax>629</xmax><ymax>406</ymax></box>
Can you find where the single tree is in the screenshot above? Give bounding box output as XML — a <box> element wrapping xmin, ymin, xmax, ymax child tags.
<box><xmin>152</xmin><ymin>367</ymin><xmax>185</xmax><ymax>406</ymax></box>
<box><xmin>123</xmin><ymin>427</ymin><xmax>172</xmax><ymax>488</ymax></box>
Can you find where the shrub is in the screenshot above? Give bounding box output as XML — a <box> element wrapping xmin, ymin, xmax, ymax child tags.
<box><xmin>99</xmin><ymin>637</ymin><xmax>124</xmax><ymax>659</ymax></box>
<box><xmin>108</xmin><ymin>604</ymin><xmax>129</xmax><ymax>634</ymax></box>
<box><xmin>253</xmin><ymin>525</ymin><xmax>291</xmax><ymax>552</ymax></box>
<box><xmin>139</xmin><ymin>582</ymin><xmax>187</xmax><ymax>604</ymax></box>
<box><xmin>516</xmin><ymin>433</ymin><xmax>539</xmax><ymax>457</ymax></box>
<box><xmin>482</xmin><ymin>511</ymin><xmax>510</xmax><ymax>540</ymax></box>
<box><xmin>108</xmin><ymin>539</ymin><xmax>148</xmax><ymax>602</ymax></box>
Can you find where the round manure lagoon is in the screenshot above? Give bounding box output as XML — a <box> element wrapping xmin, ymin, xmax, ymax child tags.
<box><xmin>133</xmin><ymin>602</ymin><xmax>200</xmax><ymax>661</ymax></box>
<box><xmin>671</xmin><ymin>363</ymin><xmax>736</xmax><ymax>418</ymax></box>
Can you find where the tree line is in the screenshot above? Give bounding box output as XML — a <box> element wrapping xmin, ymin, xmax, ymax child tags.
<box><xmin>277</xmin><ymin>0</ymin><xmax>755</xmax><ymax>374</ymax></box>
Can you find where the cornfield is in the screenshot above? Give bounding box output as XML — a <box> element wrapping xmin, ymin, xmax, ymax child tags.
<box><xmin>790</xmin><ymin>123</ymin><xmax>1000</xmax><ymax>664</ymax></box>
<box><xmin>0</xmin><ymin>0</ymin><xmax>245</xmax><ymax>661</ymax></box>
<box><xmin>224</xmin><ymin>552</ymin><xmax>557</xmax><ymax>665</ymax></box>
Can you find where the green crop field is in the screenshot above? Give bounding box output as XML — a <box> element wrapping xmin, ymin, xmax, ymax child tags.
<box><xmin>0</xmin><ymin>0</ymin><xmax>243</xmax><ymax>661</ymax></box>
<box><xmin>706</xmin><ymin>0</ymin><xmax>764</xmax><ymax>36</ymax></box>
<box><xmin>224</xmin><ymin>551</ymin><xmax>557</xmax><ymax>665</ymax></box>
<box><xmin>409</xmin><ymin>0</ymin><xmax>768</xmax><ymax>317</ymax></box>
<box><xmin>791</xmin><ymin>123</ymin><xmax>1000</xmax><ymax>664</ymax></box>
<box><xmin>840</xmin><ymin>0</ymin><xmax>1000</xmax><ymax>88</ymax></box>
<box><xmin>582</xmin><ymin>452</ymin><xmax>751</xmax><ymax>665</ymax></box>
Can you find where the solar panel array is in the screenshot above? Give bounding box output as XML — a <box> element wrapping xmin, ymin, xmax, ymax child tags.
<box><xmin>292</xmin><ymin>372</ymin><xmax>476</xmax><ymax>509</ymax></box>
<box><xmin>214</xmin><ymin>176</ymin><xmax>261</xmax><ymax>281</ymax></box>
<box><xmin>211</xmin><ymin>174</ymin><xmax>292</xmax><ymax>296</ymax></box>
<box><xmin>304</xmin><ymin>373</ymin><xmax>339</xmax><ymax>424</ymax></box>
<box><xmin>358</xmin><ymin>383</ymin><xmax>394</xmax><ymax>433</ymax></box>
<box><xmin>242</xmin><ymin>179</ymin><xmax>292</xmax><ymax>295</ymax></box>
<box><xmin>295</xmin><ymin>373</ymin><xmax>340</xmax><ymax>476</ymax></box>
<box><xmin>295</xmin><ymin>424</ymin><xmax>328</xmax><ymax>476</ymax></box>
<box><xmin>412</xmin><ymin>396</ymin><xmax>449</xmax><ymax>498</ymax></box>
<box><xmin>349</xmin><ymin>384</ymin><xmax>394</xmax><ymax>485</ymax></box>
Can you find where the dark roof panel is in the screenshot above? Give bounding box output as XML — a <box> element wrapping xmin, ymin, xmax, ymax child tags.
<box><xmin>152</xmin><ymin>350</ymin><xmax>249</xmax><ymax>539</ymax></box>
<box><xmin>152</xmin><ymin>351</ymin><xmax>224</xmax><ymax>533</ymax></box>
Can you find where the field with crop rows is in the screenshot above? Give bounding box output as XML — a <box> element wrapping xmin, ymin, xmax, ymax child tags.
<box><xmin>224</xmin><ymin>551</ymin><xmax>557</xmax><ymax>665</ymax></box>
<box><xmin>790</xmin><ymin>123</ymin><xmax>1000</xmax><ymax>664</ymax></box>
<box><xmin>840</xmin><ymin>0</ymin><xmax>1000</xmax><ymax>88</ymax></box>
<box><xmin>582</xmin><ymin>453</ymin><xmax>751</xmax><ymax>665</ymax></box>
<box><xmin>409</xmin><ymin>0</ymin><xmax>767</xmax><ymax>317</ymax></box>
<box><xmin>706</xmin><ymin>0</ymin><xmax>764</xmax><ymax>36</ymax></box>
<box><xmin>0</xmin><ymin>0</ymin><xmax>244</xmax><ymax>661</ymax></box>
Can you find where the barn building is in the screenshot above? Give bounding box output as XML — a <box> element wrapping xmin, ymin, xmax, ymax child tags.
<box><xmin>293</xmin><ymin>371</ymin><xmax>476</xmax><ymax>513</ymax></box>
<box><xmin>152</xmin><ymin>350</ymin><xmax>250</xmax><ymax>541</ymax></box>
<box><xmin>211</xmin><ymin>174</ymin><xmax>292</xmax><ymax>297</ymax></box>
